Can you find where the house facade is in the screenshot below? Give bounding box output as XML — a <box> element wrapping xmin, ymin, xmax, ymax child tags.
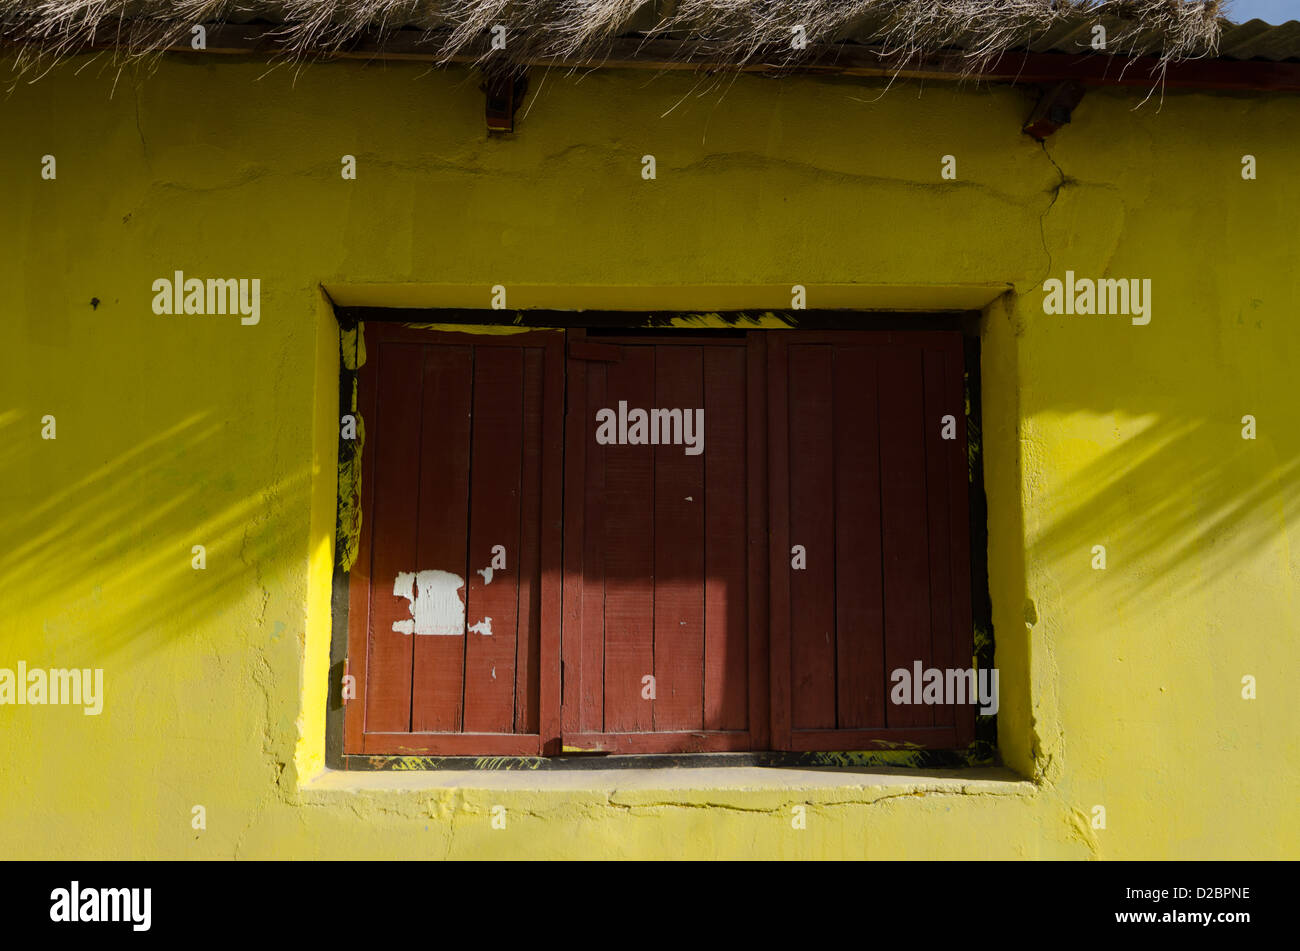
<box><xmin>1</xmin><ymin>2</ymin><xmax>1296</xmax><ymax>859</ymax></box>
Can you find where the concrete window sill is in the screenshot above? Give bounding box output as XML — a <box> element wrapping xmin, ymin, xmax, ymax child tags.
<box><xmin>300</xmin><ymin>765</ymin><xmax>1034</xmax><ymax>806</ymax></box>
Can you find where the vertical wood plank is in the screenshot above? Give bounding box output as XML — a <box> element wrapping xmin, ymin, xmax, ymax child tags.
<box><xmin>537</xmin><ymin>334</ymin><xmax>566</xmax><ymax>751</ymax></box>
<box><xmin>601</xmin><ymin>346</ymin><xmax>655</xmax><ymax>733</ymax></box>
<box><xmin>652</xmin><ymin>346</ymin><xmax>706</xmax><ymax>732</ymax></box>
<box><xmin>409</xmin><ymin>345</ymin><xmax>474</xmax><ymax>732</ymax></box>
<box><xmin>877</xmin><ymin>345</ymin><xmax>932</xmax><ymax>728</ymax></box>
<box><xmin>578</xmin><ymin>360</ymin><xmax>608</xmax><ymax>733</ymax></box>
<box><xmin>787</xmin><ymin>344</ymin><xmax>837</xmax><ymax>730</ymax></box>
<box><xmin>363</xmin><ymin>342</ymin><xmax>426</xmax><ymax>733</ymax></box>
<box><xmin>746</xmin><ymin>334</ymin><xmax>770</xmax><ymax>749</ymax></box>
<box><xmin>514</xmin><ymin>347</ymin><xmax>544</xmax><ymax>735</ymax></box>
<box><xmin>703</xmin><ymin>346</ymin><xmax>749</xmax><ymax>732</ymax></box>
<box><xmin>766</xmin><ymin>335</ymin><xmax>792</xmax><ymax>749</ymax></box>
<box><xmin>462</xmin><ymin>346</ymin><xmax>525</xmax><ymax>733</ymax></box>
<box><xmin>833</xmin><ymin>346</ymin><xmax>886</xmax><ymax>730</ymax></box>
<box><xmin>923</xmin><ymin>346</ymin><xmax>956</xmax><ymax>730</ymax></box>
<box><xmin>561</xmin><ymin>350</ymin><xmax>590</xmax><ymax>736</ymax></box>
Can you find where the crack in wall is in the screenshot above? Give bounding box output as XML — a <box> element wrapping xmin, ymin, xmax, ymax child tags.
<box><xmin>604</xmin><ymin>784</ymin><xmax>1033</xmax><ymax>816</ymax></box>
<box><xmin>1035</xmin><ymin>138</ymin><xmax>1068</xmax><ymax>289</ymax></box>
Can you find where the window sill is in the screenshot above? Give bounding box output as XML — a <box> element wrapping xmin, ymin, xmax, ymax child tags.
<box><xmin>300</xmin><ymin>765</ymin><xmax>1034</xmax><ymax>805</ymax></box>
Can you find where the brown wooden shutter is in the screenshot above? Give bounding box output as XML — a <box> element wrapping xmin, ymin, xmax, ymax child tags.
<box><xmin>560</xmin><ymin>332</ymin><xmax>769</xmax><ymax>753</ymax></box>
<box><xmin>345</xmin><ymin>322</ymin><xmax>975</xmax><ymax>759</ymax></box>
<box><xmin>768</xmin><ymin>331</ymin><xmax>975</xmax><ymax>751</ymax></box>
<box><xmin>344</xmin><ymin>325</ymin><xmax>563</xmax><ymax>755</ymax></box>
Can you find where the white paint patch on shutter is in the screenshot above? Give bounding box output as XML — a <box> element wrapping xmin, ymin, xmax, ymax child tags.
<box><xmin>392</xmin><ymin>569</ymin><xmax>465</xmax><ymax>636</ymax></box>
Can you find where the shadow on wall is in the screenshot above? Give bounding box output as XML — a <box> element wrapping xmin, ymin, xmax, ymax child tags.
<box><xmin>0</xmin><ymin>410</ymin><xmax>312</xmax><ymax>663</ymax></box>
<box><xmin>1025</xmin><ymin>401</ymin><xmax>1298</xmax><ymax>617</ymax></box>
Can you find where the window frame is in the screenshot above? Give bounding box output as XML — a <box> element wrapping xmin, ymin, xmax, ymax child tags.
<box><xmin>331</xmin><ymin>311</ymin><xmax>990</xmax><ymax>767</ymax></box>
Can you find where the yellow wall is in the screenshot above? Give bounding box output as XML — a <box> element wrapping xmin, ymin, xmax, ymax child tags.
<box><xmin>1</xmin><ymin>56</ymin><xmax>1295</xmax><ymax>859</ymax></box>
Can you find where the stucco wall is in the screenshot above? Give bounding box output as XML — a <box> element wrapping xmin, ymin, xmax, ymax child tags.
<box><xmin>0</xmin><ymin>56</ymin><xmax>1295</xmax><ymax>858</ymax></box>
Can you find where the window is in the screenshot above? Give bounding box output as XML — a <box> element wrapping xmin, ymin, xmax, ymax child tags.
<box><xmin>344</xmin><ymin>322</ymin><xmax>974</xmax><ymax>756</ymax></box>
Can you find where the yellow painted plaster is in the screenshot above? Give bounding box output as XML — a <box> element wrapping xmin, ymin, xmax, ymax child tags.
<box><xmin>0</xmin><ymin>56</ymin><xmax>1295</xmax><ymax>859</ymax></box>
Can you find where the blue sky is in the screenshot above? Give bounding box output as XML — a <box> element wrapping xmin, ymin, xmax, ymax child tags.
<box><xmin>1224</xmin><ymin>0</ymin><xmax>1297</xmax><ymax>23</ymax></box>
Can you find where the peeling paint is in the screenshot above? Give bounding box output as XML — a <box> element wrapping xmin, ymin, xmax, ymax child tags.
<box><xmin>342</xmin><ymin>323</ymin><xmax>366</xmax><ymax>370</ymax></box>
<box><xmin>392</xmin><ymin>570</ymin><xmax>465</xmax><ymax>636</ymax></box>
<box><xmin>336</xmin><ymin>323</ymin><xmax>365</xmax><ymax>572</ymax></box>
<box><xmin>401</xmin><ymin>321</ymin><xmax>557</xmax><ymax>335</ymax></box>
<box><xmin>666</xmin><ymin>311</ymin><xmax>795</xmax><ymax>330</ymax></box>
<box><xmin>335</xmin><ymin>412</ymin><xmax>364</xmax><ymax>573</ymax></box>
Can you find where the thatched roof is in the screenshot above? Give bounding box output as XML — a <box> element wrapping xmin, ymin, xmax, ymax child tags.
<box><xmin>0</xmin><ymin>1</ymin><xmax>1226</xmax><ymax>76</ymax></box>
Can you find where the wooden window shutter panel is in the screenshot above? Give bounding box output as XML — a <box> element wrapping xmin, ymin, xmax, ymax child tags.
<box><xmin>559</xmin><ymin>332</ymin><xmax>764</xmax><ymax>754</ymax></box>
<box><xmin>768</xmin><ymin>331</ymin><xmax>974</xmax><ymax>752</ymax></box>
<box><xmin>344</xmin><ymin>325</ymin><xmax>564</xmax><ymax>756</ymax></box>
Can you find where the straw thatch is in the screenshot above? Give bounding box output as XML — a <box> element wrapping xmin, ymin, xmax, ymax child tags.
<box><xmin>0</xmin><ymin>1</ymin><xmax>1225</xmax><ymax>77</ymax></box>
